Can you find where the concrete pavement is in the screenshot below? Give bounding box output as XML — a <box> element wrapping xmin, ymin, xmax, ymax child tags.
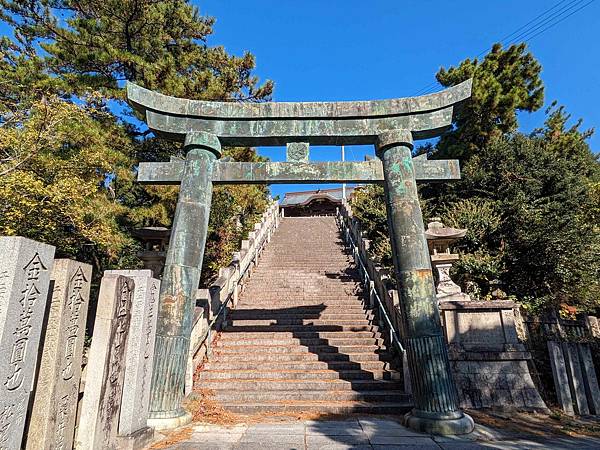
<box><xmin>153</xmin><ymin>417</ymin><xmax>600</xmax><ymax>450</ymax></box>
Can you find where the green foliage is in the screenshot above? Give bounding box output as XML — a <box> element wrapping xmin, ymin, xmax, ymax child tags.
<box><xmin>0</xmin><ymin>0</ymin><xmax>273</xmax><ymax>101</ymax></box>
<box><xmin>450</xmin><ymin>251</ymin><xmax>504</xmax><ymax>299</ymax></box>
<box><xmin>441</xmin><ymin>198</ymin><xmax>501</xmax><ymax>251</ymax></box>
<box><xmin>202</xmin><ymin>147</ymin><xmax>269</xmax><ymax>284</ymax></box>
<box><xmin>351</xmin><ymin>43</ymin><xmax>600</xmax><ymax>313</ymax></box>
<box><xmin>349</xmin><ymin>185</ymin><xmax>392</xmax><ymax>267</ymax></box>
<box><xmin>435</xmin><ymin>43</ymin><xmax>544</xmax><ymax>159</ymax></box>
<box><xmin>0</xmin><ymin>94</ymin><xmax>137</xmax><ymax>267</ymax></box>
<box><xmin>0</xmin><ymin>1</ymin><xmax>273</xmax><ymax>281</ymax></box>
<box><xmin>437</xmin><ymin>117</ymin><xmax>599</xmax><ymax>310</ymax></box>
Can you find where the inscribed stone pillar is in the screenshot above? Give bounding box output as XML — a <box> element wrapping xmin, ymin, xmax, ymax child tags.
<box><xmin>563</xmin><ymin>342</ymin><xmax>590</xmax><ymax>415</ymax></box>
<box><xmin>578</xmin><ymin>344</ymin><xmax>600</xmax><ymax>415</ymax></box>
<box><xmin>27</xmin><ymin>259</ymin><xmax>92</xmax><ymax>450</ymax></box>
<box><xmin>376</xmin><ymin>131</ymin><xmax>473</xmax><ymax>435</ymax></box>
<box><xmin>75</xmin><ymin>275</ymin><xmax>134</xmax><ymax>450</ymax></box>
<box><xmin>148</xmin><ymin>131</ymin><xmax>220</xmax><ymax>429</ymax></box>
<box><xmin>0</xmin><ymin>236</ymin><xmax>55</xmax><ymax>450</ymax></box>
<box><xmin>105</xmin><ymin>269</ymin><xmax>160</xmax><ymax>436</ymax></box>
<box><xmin>547</xmin><ymin>341</ymin><xmax>575</xmax><ymax>416</ymax></box>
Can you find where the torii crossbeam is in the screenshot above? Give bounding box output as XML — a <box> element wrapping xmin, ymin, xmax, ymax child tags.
<box><xmin>128</xmin><ymin>79</ymin><xmax>475</xmax><ymax>435</ymax></box>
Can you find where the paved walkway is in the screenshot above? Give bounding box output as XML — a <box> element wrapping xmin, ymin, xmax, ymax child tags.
<box><xmin>155</xmin><ymin>417</ymin><xmax>600</xmax><ymax>450</ymax></box>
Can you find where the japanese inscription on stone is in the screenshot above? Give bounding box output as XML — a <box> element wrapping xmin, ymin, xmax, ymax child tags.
<box><xmin>75</xmin><ymin>275</ymin><xmax>133</xmax><ymax>450</ymax></box>
<box><xmin>105</xmin><ymin>270</ymin><xmax>160</xmax><ymax>436</ymax></box>
<box><xmin>27</xmin><ymin>259</ymin><xmax>92</xmax><ymax>450</ymax></box>
<box><xmin>0</xmin><ymin>237</ymin><xmax>55</xmax><ymax>450</ymax></box>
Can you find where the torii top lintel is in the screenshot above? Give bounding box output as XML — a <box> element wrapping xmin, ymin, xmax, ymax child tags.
<box><xmin>126</xmin><ymin>79</ymin><xmax>472</xmax><ymax>147</ymax></box>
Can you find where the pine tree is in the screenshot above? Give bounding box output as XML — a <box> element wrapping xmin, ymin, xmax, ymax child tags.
<box><xmin>0</xmin><ymin>1</ymin><xmax>274</xmax><ymax>281</ymax></box>
<box><xmin>351</xmin><ymin>43</ymin><xmax>600</xmax><ymax>312</ymax></box>
<box><xmin>435</xmin><ymin>43</ymin><xmax>544</xmax><ymax>159</ymax></box>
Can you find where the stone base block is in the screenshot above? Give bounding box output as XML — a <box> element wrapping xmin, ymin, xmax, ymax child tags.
<box><xmin>403</xmin><ymin>410</ymin><xmax>474</xmax><ymax>435</ymax></box>
<box><xmin>450</xmin><ymin>355</ymin><xmax>548</xmax><ymax>412</ymax></box>
<box><xmin>147</xmin><ymin>411</ymin><xmax>193</xmax><ymax>431</ymax></box>
<box><xmin>116</xmin><ymin>427</ymin><xmax>155</xmax><ymax>450</ymax></box>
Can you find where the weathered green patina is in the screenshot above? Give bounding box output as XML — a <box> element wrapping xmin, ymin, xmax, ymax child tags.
<box><xmin>128</xmin><ymin>79</ymin><xmax>474</xmax><ymax>434</ymax></box>
<box><xmin>127</xmin><ymin>79</ymin><xmax>472</xmax><ymax>145</ymax></box>
<box><xmin>147</xmin><ymin>132</ymin><xmax>219</xmax><ymax>425</ymax></box>
<box><xmin>376</xmin><ymin>130</ymin><xmax>473</xmax><ymax>434</ymax></box>
<box><xmin>286</xmin><ymin>142</ymin><xmax>310</xmax><ymax>162</ymax></box>
<box><xmin>137</xmin><ymin>158</ymin><xmax>460</xmax><ymax>185</ymax></box>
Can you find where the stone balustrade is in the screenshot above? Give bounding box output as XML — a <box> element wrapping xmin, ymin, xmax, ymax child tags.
<box><xmin>338</xmin><ymin>200</ymin><xmax>403</xmax><ymax>337</ymax></box>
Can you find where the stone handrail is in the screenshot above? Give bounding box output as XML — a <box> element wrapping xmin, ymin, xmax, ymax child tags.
<box><xmin>186</xmin><ymin>200</ymin><xmax>280</xmax><ymax>393</ymax></box>
<box><xmin>337</xmin><ymin>199</ymin><xmax>403</xmax><ymax>335</ymax></box>
<box><xmin>337</xmin><ymin>199</ymin><xmax>412</xmax><ymax>391</ymax></box>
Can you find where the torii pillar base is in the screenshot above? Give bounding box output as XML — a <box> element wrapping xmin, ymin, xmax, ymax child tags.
<box><xmin>404</xmin><ymin>410</ymin><xmax>475</xmax><ymax>436</ymax></box>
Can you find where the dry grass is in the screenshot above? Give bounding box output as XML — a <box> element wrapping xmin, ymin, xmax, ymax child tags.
<box><xmin>185</xmin><ymin>388</ymin><xmax>239</xmax><ymax>425</ymax></box>
<box><xmin>148</xmin><ymin>427</ymin><xmax>193</xmax><ymax>449</ymax></box>
<box><xmin>468</xmin><ymin>409</ymin><xmax>600</xmax><ymax>438</ymax></box>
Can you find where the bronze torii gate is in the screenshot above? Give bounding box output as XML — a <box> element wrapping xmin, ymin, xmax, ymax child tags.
<box><xmin>128</xmin><ymin>79</ymin><xmax>475</xmax><ymax>435</ymax></box>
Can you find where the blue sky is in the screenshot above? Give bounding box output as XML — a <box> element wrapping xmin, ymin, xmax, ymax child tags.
<box><xmin>1</xmin><ymin>2</ymin><xmax>597</xmax><ymax>200</ymax></box>
<box><xmin>195</xmin><ymin>0</ymin><xmax>600</xmax><ymax>199</ymax></box>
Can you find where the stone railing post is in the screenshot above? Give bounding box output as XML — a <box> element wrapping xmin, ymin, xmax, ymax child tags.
<box><xmin>376</xmin><ymin>130</ymin><xmax>473</xmax><ymax>435</ymax></box>
<box><xmin>147</xmin><ymin>131</ymin><xmax>220</xmax><ymax>429</ymax></box>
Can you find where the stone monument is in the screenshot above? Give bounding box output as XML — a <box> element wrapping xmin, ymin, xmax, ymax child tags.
<box><xmin>75</xmin><ymin>274</ymin><xmax>134</xmax><ymax>450</ymax></box>
<box><xmin>440</xmin><ymin>299</ymin><xmax>548</xmax><ymax>411</ymax></box>
<box><xmin>27</xmin><ymin>259</ymin><xmax>92</xmax><ymax>450</ymax></box>
<box><xmin>0</xmin><ymin>237</ymin><xmax>55</xmax><ymax>450</ymax></box>
<box><xmin>105</xmin><ymin>269</ymin><xmax>160</xmax><ymax>448</ymax></box>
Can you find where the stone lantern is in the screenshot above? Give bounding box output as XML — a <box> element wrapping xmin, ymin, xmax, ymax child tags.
<box><xmin>425</xmin><ymin>218</ymin><xmax>470</xmax><ymax>301</ymax></box>
<box><xmin>426</xmin><ymin>217</ymin><xmax>549</xmax><ymax>412</ymax></box>
<box><xmin>133</xmin><ymin>227</ymin><xmax>170</xmax><ymax>278</ymax></box>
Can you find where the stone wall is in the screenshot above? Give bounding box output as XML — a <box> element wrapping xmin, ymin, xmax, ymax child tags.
<box><xmin>440</xmin><ymin>300</ymin><xmax>547</xmax><ymax>411</ymax></box>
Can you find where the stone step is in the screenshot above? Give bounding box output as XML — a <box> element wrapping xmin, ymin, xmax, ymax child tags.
<box><xmin>213</xmin><ymin>344</ymin><xmax>384</xmax><ymax>354</ymax></box>
<box><xmin>257</xmin><ymin>256</ymin><xmax>352</xmax><ymax>260</ymax></box>
<box><xmin>249</xmin><ymin>265</ymin><xmax>354</xmax><ymax>269</ymax></box>
<box><xmin>191</xmin><ymin>216</ymin><xmax>406</xmax><ymax>415</ymax></box>
<box><xmin>211</xmin><ymin>351</ymin><xmax>392</xmax><ymax>363</ymax></box>
<box><xmin>212</xmin><ymin>390</ymin><xmax>410</xmax><ymax>403</ymax></box>
<box><xmin>205</xmin><ymin>360</ymin><xmax>389</xmax><ymax>371</ymax></box>
<box><xmin>218</xmin><ymin>401</ymin><xmax>412</xmax><ymax>415</ymax></box>
<box><xmin>247</xmin><ymin>282</ymin><xmax>356</xmax><ymax>285</ymax></box>
<box><xmin>214</xmin><ymin>337</ymin><xmax>384</xmax><ymax>347</ymax></box>
<box><xmin>234</xmin><ymin>304</ymin><xmax>366</xmax><ymax>311</ymax></box>
<box><xmin>237</xmin><ymin>299</ymin><xmax>365</xmax><ymax>305</ymax></box>
<box><xmin>227</xmin><ymin>311</ymin><xmax>373</xmax><ymax>320</ymax></box>
<box><xmin>242</xmin><ymin>285</ymin><xmax>360</xmax><ymax>289</ymax></box>
<box><xmin>219</xmin><ymin>330</ymin><xmax>380</xmax><ymax>339</ymax></box>
<box><xmin>223</xmin><ymin>324</ymin><xmax>378</xmax><ymax>333</ymax></box>
<box><xmin>216</xmin><ymin>337</ymin><xmax>384</xmax><ymax>353</ymax></box>
<box><xmin>200</xmin><ymin>378</ymin><xmax>402</xmax><ymax>391</ymax></box>
<box><xmin>198</xmin><ymin>369</ymin><xmax>396</xmax><ymax>381</ymax></box>
<box><xmin>242</xmin><ymin>293</ymin><xmax>362</xmax><ymax>296</ymax></box>
<box><xmin>227</xmin><ymin>317</ymin><xmax>373</xmax><ymax>324</ymax></box>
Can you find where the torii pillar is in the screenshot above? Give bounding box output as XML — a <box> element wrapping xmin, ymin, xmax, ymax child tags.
<box><xmin>377</xmin><ymin>130</ymin><xmax>473</xmax><ymax>434</ymax></box>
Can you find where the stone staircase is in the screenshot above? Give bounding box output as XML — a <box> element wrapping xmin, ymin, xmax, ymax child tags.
<box><xmin>197</xmin><ymin>216</ymin><xmax>411</xmax><ymax>415</ymax></box>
